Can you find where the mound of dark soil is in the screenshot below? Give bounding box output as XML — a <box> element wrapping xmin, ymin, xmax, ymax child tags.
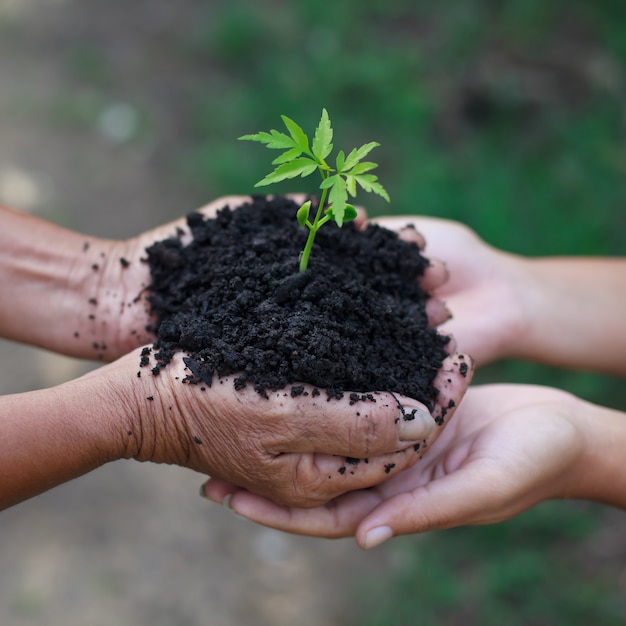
<box><xmin>143</xmin><ymin>196</ymin><xmax>449</xmax><ymax>409</ymax></box>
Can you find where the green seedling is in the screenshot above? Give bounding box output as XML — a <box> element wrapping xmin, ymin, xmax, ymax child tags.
<box><xmin>239</xmin><ymin>109</ymin><xmax>389</xmax><ymax>272</ymax></box>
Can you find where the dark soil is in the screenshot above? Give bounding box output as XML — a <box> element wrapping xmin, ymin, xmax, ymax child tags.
<box><xmin>143</xmin><ymin>196</ymin><xmax>449</xmax><ymax>409</ymax></box>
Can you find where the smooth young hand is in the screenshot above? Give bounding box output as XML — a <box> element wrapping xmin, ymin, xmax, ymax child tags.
<box><xmin>376</xmin><ymin>216</ymin><xmax>626</xmax><ymax>375</ymax></box>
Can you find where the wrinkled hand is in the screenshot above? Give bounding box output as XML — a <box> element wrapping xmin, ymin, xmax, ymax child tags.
<box><xmin>206</xmin><ymin>384</ymin><xmax>588</xmax><ymax>540</ymax></box>
<box><xmin>101</xmin><ymin>346</ymin><xmax>471</xmax><ymax>507</ymax></box>
<box><xmin>74</xmin><ymin>196</ymin><xmax>253</xmax><ymax>361</ymax></box>
<box><xmin>373</xmin><ymin>217</ymin><xmax>529</xmax><ymax>366</ymax></box>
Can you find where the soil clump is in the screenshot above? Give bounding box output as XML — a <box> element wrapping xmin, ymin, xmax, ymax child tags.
<box><xmin>144</xmin><ymin>195</ymin><xmax>449</xmax><ymax>408</ymax></box>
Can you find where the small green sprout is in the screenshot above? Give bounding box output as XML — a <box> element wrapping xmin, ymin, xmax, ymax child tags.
<box><xmin>239</xmin><ymin>109</ymin><xmax>389</xmax><ymax>272</ymax></box>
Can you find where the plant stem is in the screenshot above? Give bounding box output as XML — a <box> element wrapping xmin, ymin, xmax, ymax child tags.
<box><xmin>299</xmin><ymin>184</ymin><xmax>329</xmax><ymax>273</ymax></box>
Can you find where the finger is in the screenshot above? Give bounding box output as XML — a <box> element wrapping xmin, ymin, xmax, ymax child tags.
<box><xmin>431</xmin><ymin>353</ymin><xmax>474</xmax><ymax>427</ymax></box>
<box><xmin>300</xmin><ymin>446</ymin><xmax>423</xmax><ymax>503</ymax></box>
<box><xmin>356</xmin><ymin>462</ymin><xmax>514</xmax><ymax>548</ymax></box>
<box><xmin>378</xmin><ymin>220</ymin><xmax>449</xmax><ymax>293</ymax></box>
<box><xmin>253</xmin><ymin>443</ymin><xmax>424</xmax><ymax>509</ymax></box>
<box><xmin>227</xmin><ymin>486</ymin><xmax>385</xmax><ymax>538</ymax></box>
<box><xmin>420</xmin><ymin>259</ymin><xmax>449</xmax><ymax>292</ymax></box>
<box><xmin>353</xmin><ymin>205</ymin><xmax>368</xmax><ymax>228</ymax></box>
<box><xmin>201</xmin><ymin>477</ymin><xmax>238</xmax><ymax>504</ymax></box>
<box><xmin>439</xmin><ymin>332</ymin><xmax>457</xmax><ymax>354</ymax></box>
<box><xmin>203</xmin><ymin>444</ymin><xmax>425</xmax><ymax>511</ymax></box>
<box><xmin>268</xmin><ymin>387</ymin><xmax>439</xmax><ymax>457</ymax></box>
<box><xmin>426</xmin><ymin>296</ymin><xmax>452</xmax><ymax>327</ymax></box>
<box><xmin>394</xmin><ymin>223</ymin><xmax>425</xmax><ymax>249</ymax></box>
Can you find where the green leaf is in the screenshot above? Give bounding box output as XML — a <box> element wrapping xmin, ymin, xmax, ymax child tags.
<box><xmin>312</xmin><ymin>109</ymin><xmax>333</xmax><ymax>162</ymax></box>
<box><xmin>344</xmin><ymin>204</ymin><xmax>358</xmax><ymax>222</ymax></box>
<box><xmin>328</xmin><ymin>176</ymin><xmax>348</xmax><ymax>226</ymax></box>
<box><xmin>271</xmin><ymin>147</ymin><xmax>303</xmax><ymax>165</ymax></box>
<box><xmin>346</xmin><ymin>161</ymin><xmax>378</xmax><ymax>175</ymax></box>
<box><xmin>342</xmin><ymin>142</ymin><xmax>380</xmax><ymax>171</ymax></box>
<box><xmin>255</xmin><ymin>158</ymin><xmax>318</xmax><ymax>186</ymax></box>
<box><xmin>345</xmin><ymin>174</ymin><xmax>357</xmax><ymax>197</ymax></box>
<box><xmin>281</xmin><ymin>115</ymin><xmax>310</xmax><ymax>153</ymax></box>
<box><xmin>326</xmin><ymin>202</ymin><xmax>358</xmax><ymax>224</ymax></box>
<box><xmin>296</xmin><ymin>200</ymin><xmax>312</xmax><ymax>227</ymax></box>
<box><xmin>239</xmin><ymin>129</ymin><xmax>296</xmax><ymax>150</ymax></box>
<box><xmin>355</xmin><ymin>174</ymin><xmax>390</xmax><ymax>202</ymax></box>
<box><xmin>319</xmin><ymin>174</ymin><xmax>339</xmax><ymax>190</ymax></box>
<box><xmin>335</xmin><ymin>150</ymin><xmax>345</xmax><ymax>172</ymax></box>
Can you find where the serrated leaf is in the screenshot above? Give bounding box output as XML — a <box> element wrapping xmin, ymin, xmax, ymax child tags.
<box><xmin>328</xmin><ymin>176</ymin><xmax>348</xmax><ymax>226</ymax></box>
<box><xmin>346</xmin><ymin>161</ymin><xmax>378</xmax><ymax>175</ymax></box>
<box><xmin>272</xmin><ymin>147</ymin><xmax>303</xmax><ymax>165</ymax></box>
<box><xmin>335</xmin><ymin>150</ymin><xmax>345</xmax><ymax>172</ymax></box>
<box><xmin>281</xmin><ymin>115</ymin><xmax>310</xmax><ymax>153</ymax></box>
<box><xmin>239</xmin><ymin>129</ymin><xmax>296</xmax><ymax>150</ymax></box>
<box><xmin>355</xmin><ymin>175</ymin><xmax>390</xmax><ymax>201</ymax></box>
<box><xmin>319</xmin><ymin>174</ymin><xmax>339</xmax><ymax>190</ymax></box>
<box><xmin>312</xmin><ymin>108</ymin><xmax>333</xmax><ymax>161</ymax></box>
<box><xmin>296</xmin><ymin>200</ymin><xmax>312</xmax><ymax>227</ymax></box>
<box><xmin>255</xmin><ymin>158</ymin><xmax>318</xmax><ymax>186</ymax></box>
<box><xmin>345</xmin><ymin>174</ymin><xmax>357</xmax><ymax>197</ymax></box>
<box><xmin>342</xmin><ymin>142</ymin><xmax>380</xmax><ymax>171</ymax></box>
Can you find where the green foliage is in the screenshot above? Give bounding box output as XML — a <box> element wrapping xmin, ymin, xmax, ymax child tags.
<box><xmin>240</xmin><ymin>109</ymin><xmax>388</xmax><ymax>271</ymax></box>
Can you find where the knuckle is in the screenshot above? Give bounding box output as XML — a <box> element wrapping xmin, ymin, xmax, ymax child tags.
<box><xmin>348</xmin><ymin>410</ymin><xmax>379</xmax><ymax>456</ymax></box>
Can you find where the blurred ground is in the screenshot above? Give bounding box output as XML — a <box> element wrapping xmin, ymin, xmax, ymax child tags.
<box><xmin>0</xmin><ymin>1</ymin><xmax>393</xmax><ymax>624</ymax></box>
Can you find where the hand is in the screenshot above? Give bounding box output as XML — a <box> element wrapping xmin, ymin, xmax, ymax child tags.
<box><xmin>68</xmin><ymin>196</ymin><xmax>253</xmax><ymax>361</ymax></box>
<box><xmin>205</xmin><ymin>384</ymin><xmax>598</xmax><ymax>542</ymax></box>
<box><xmin>102</xmin><ymin>347</ymin><xmax>472</xmax><ymax>507</ymax></box>
<box><xmin>372</xmin><ymin>217</ymin><xmax>529</xmax><ymax>366</ymax></box>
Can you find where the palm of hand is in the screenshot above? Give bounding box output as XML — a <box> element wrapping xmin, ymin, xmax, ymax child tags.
<box><xmin>362</xmin><ymin>385</ymin><xmax>583</xmax><ymax>530</ymax></box>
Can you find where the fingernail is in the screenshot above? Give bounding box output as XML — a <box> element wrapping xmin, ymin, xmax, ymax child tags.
<box><xmin>398</xmin><ymin>406</ymin><xmax>436</xmax><ymax>441</ymax></box>
<box><xmin>363</xmin><ymin>526</ymin><xmax>393</xmax><ymax>550</ymax></box>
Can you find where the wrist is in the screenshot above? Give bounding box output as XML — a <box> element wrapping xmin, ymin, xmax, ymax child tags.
<box><xmin>566</xmin><ymin>399</ymin><xmax>626</xmax><ymax>507</ymax></box>
<box><xmin>0</xmin><ymin>372</ymin><xmax>130</xmax><ymax>510</ymax></box>
<box><xmin>91</xmin><ymin>348</ymin><xmax>188</xmax><ymax>466</ymax></box>
<box><xmin>0</xmin><ymin>206</ymin><xmax>114</xmax><ymax>356</ymax></box>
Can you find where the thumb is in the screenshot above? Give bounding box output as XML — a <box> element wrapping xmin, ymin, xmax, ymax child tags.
<box><xmin>355</xmin><ymin>463</ymin><xmax>506</xmax><ymax>549</ymax></box>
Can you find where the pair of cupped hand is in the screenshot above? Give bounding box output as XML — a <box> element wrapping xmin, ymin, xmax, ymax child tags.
<box><xmin>89</xmin><ymin>196</ymin><xmax>580</xmax><ymax>549</ymax></box>
<box><xmin>89</xmin><ymin>197</ymin><xmax>470</xmax><ymax>507</ymax></box>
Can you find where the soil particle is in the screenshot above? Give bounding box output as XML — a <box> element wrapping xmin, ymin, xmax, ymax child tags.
<box><xmin>144</xmin><ymin>196</ymin><xmax>449</xmax><ymax>406</ymax></box>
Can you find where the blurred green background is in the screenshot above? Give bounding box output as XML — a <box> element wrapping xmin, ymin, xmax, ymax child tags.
<box><xmin>179</xmin><ymin>1</ymin><xmax>626</xmax><ymax>623</ymax></box>
<box><xmin>3</xmin><ymin>0</ymin><xmax>625</xmax><ymax>623</ymax></box>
